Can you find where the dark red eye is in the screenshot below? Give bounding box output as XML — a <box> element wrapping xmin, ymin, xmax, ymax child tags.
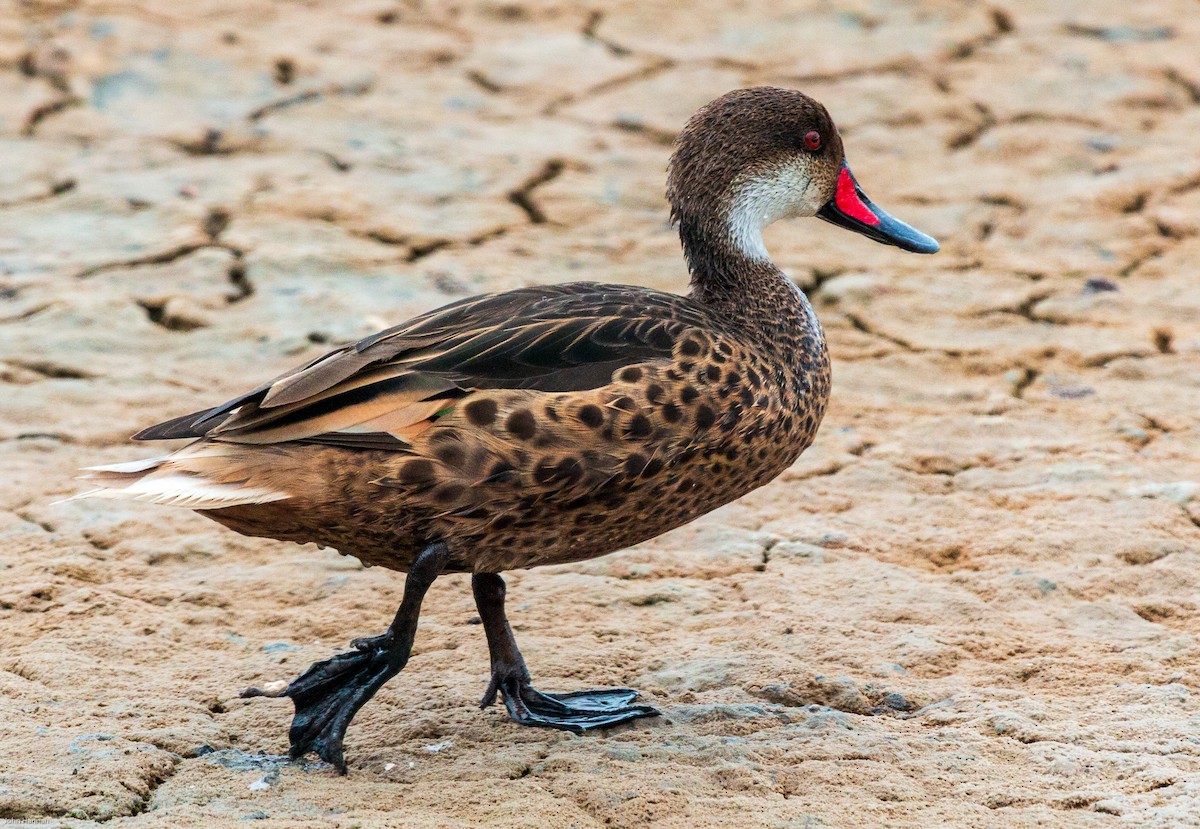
<box><xmin>803</xmin><ymin>131</ymin><xmax>822</xmax><ymax>150</ymax></box>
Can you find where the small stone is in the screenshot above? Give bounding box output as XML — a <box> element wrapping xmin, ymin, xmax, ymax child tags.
<box><xmin>1082</xmin><ymin>277</ymin><xmax>1119</xmax><ymax>293</ymax></box>
<box><xmin>1085</xmin><ymin>136</ymin><xmax>1119</xmax><ymax>153</ymax></box>
<box><xmin>252</xmin><ymin>679</ymin><xmax>288</xmax><ymax>695</ymax></box>
<box><xmin>1049</xmin><ymin>384</ymin><xmax>1095</xmax><ymax>399</ymax></box>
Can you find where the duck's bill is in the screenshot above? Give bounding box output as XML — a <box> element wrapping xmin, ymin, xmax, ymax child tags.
<box><xmin>817</xmin><ymin>162</ymin><xmax>939</xmax><ymax>254</ymax></box>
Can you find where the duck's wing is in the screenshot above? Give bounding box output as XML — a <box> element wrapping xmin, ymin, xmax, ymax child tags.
<box><xmin>135</xmin><ymin>283</ymin><xmax>711</xmax><ymax>450</ymax></box>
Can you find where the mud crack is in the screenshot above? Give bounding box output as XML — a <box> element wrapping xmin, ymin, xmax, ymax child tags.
<box><xmin>22</xmin><ymin>94</ymin><xmax>81</xmax><ymax>135</ymax></box>
<box><xmin>973</xmin><ymin>290</ymin><xmax>1057</xmax><ymax>324</ymax></box>
<box><xmin>843</xmin><ymin>313</ymin><xmax>923</xmax><ymax>353</ymax></box>
<box><xmin>582</xmin><ymin>10</ymin><xmax>632</xmax><ymax>57</ymax></box>
<box><xmin>945</xmin><ymin>7</ymin><xmax>1017</xmax><ymax>60</ymax></box>
<box><xmin>949</xmin><ymin>108</ymin><xmax>1102</xmax><ymax>152</ymax></box>
<box><xmin>248</xmin><ymin>78</ymin><xmax>374</xmax><ymax>122</ymax></box>
<box><xmin>1010</xmin><ymin>366</ymin><xmax>1039</xmax><ymax>399</ymax></box>
<box><xmin>358</xmin><ymin>225</ymin><xmax>510</xmax><ymax>263</ymax></box>
<box><xmin>543</xmin><ymin>58</ymin><xmax>675</xmax><ymax>116</ymax></box>
<box><xmin>507</xmin><ymin>160</ymin><xmax>568</xmax><ymax>224</ymax></box>
<box><xmin>226</xmin><ymin>253</ymin><xmax>254</xmax><ymax>303</ymax></box>
<box><xmin>947</xmin><ymin>102</ymin><xmax>998</xmax><ymax>150</ymax></box>
<box><xmin>0</xmin><ymin>177</ymin><xmax>75</xmax><ymax>209</ymax></box>
<box><xmin>76</xmin><ymin>204</ymin><xmax>247</xmax><ymax>280</ymax></box>
<box><xmin>1119</xmin><ymin>248</ymin><xmax>1164</xmax><ymax>278</ymax></box>
<box><xmin>75</xmin><ymin>244</ymin><xmax>219</xmax><ymax>279</ymax></box>
<box><xmin>3</xmin><ymin>359</ymin><xmax>96</xmax><ymax>381</ymax></box>
<box><xmin>784</xmin><ymin>57</ymin><xmax>920</xmax><ymax>86</ymax></box>
<box><xmin>1163</xmin><ymin>67</ymin><xmax>1200</xmax><ymax>104</ymax></box>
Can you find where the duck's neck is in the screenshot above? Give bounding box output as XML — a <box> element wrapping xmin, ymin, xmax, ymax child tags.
<box><xmin>678</xmin><ymin>216</ymin><xmax>813</xmax><ymax>331</ymax></box>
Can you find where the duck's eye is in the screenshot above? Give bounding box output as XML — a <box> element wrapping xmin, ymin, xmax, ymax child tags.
<box><xmin>803</xmin><ymin>131</ymin><xmax>822</xmax><ymax>151</ymax></box>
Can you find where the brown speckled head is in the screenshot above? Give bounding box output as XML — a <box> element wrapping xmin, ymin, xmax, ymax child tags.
<box><xmin>668</xmin><ymin>87</ymin><xmax>938</xmax><ymax>293</ymax></box>
<box><xmin>667</xmin><ymin>87</ymin><xmax>845</xmax><ymax>262</ymax></box>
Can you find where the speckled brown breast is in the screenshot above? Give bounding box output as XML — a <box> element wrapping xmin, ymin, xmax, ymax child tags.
<box><xmin>206</xmin><ymin>279</ymin><xmax>830</xmax><ymax>574</ymax></box>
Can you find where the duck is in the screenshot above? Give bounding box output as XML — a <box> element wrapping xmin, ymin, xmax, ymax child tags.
<box><xmin>70</xmin><ymin>86</ymin><xmax>938</xmax><ymax>773</ymax></box>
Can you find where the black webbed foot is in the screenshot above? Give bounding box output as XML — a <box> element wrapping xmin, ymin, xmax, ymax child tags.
<box><xmin>481</xmin><ymin>675</ymin><xmax>660</xmax><ymax>733</ymax></box>
<box><xmin>471</xmin><ymin>572</ymin><xmax>661</xmax><ymax>734</ymax></box>
<box><xmin>242</xmin><ymin>634</ymin><xmax>404</xmax><ymax>773</ymax></box>
<box><xmin>241</xmin><ymin>541</ymin><xmax>451</xmax><ymax>774</ymax></box>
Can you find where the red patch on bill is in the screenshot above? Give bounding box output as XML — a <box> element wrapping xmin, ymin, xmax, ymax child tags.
<box><xmin>834</xmin><ymin>167</ymin><xmax>880</xmax><ymax>227</ymax></box>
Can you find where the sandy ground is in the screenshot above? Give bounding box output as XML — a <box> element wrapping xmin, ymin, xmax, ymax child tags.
<box><xmin>2</xmin><ymin>0</ymin><xmax>1199</xmax><ymax>826</ymax></box>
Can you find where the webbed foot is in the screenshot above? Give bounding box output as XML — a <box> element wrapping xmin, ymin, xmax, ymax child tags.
<box><xmin>242</xmin><ymin>634</ymin><xmax>403</xmax><ymax>773</ymax></box>
<box><xmin>241</xmin><ymin>541</ymin><xmax>451</xmax><ymax>774</ymax></box>
<box><xmin>482</xmin><ymin>676</ymin><xmax>660</xmax><ymax>733</ymax></box>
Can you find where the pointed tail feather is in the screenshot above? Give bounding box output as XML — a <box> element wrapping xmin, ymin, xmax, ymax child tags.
<box><xmin>60</xmin><ymin>447</ymin><xmax>291</xmax><ymax>509</ymax></box>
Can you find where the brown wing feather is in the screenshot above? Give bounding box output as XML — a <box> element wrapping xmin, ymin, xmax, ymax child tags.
<box><xmin>261</xmin><ymin>348</ymin><xmax>380</xmax><ymax>408</ymax></box>
<box><xmin>135</xmin><ymin>282</ymin><xmax>715</xmax><ymax>450</ymax></box>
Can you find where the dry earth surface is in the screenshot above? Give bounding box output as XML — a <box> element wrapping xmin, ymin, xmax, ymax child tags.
<box><xmin>2</xmin><ymin>0</ymin><xmax>1200</xmax><ymax>826</ymax></box>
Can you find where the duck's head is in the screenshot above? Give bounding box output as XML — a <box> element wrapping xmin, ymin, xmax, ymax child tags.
<box><xmin>667</xmin><ymin>87</ymin><xmax>938</xmax><ymax>268</ymax></box>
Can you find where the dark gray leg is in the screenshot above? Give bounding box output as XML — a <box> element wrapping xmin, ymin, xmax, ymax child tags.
<box><xmin>472</xmin><ymin>572</ymin><xmax>660</xmax><ymax>733</ymax></box>
<box><xmin>243</xmin><ymin>541</ymin><xmax>451</xmax><ymax>772</ymax></box>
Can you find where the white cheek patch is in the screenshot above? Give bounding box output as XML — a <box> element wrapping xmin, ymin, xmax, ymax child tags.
<box><xmin>725</xmin><ymin>161</ymin><xmax>825</xmax><ymax>261</ymax></box>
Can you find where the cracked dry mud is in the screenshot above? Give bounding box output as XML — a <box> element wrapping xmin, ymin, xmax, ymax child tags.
<box><xmin>2</xmin><ymin>1</ymin><xmax>1199</xmax><ymax>827</ymax></box>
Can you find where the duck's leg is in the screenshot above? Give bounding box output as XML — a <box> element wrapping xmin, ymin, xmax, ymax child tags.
<box><xmin>242</xmin><ymin>540</ymin><xmax>451</xmax><ymax>772</ymax></box>
<box><xmin>472</xmin><ymin>572</ymin><xmax>660</xmax><ymax>732</ymax></box>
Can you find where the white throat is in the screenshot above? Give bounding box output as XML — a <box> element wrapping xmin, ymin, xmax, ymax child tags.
<box><xmin>725</xmin><ymin>164</ymin><xmax>823</xmax><ymax>261</ymax></box>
